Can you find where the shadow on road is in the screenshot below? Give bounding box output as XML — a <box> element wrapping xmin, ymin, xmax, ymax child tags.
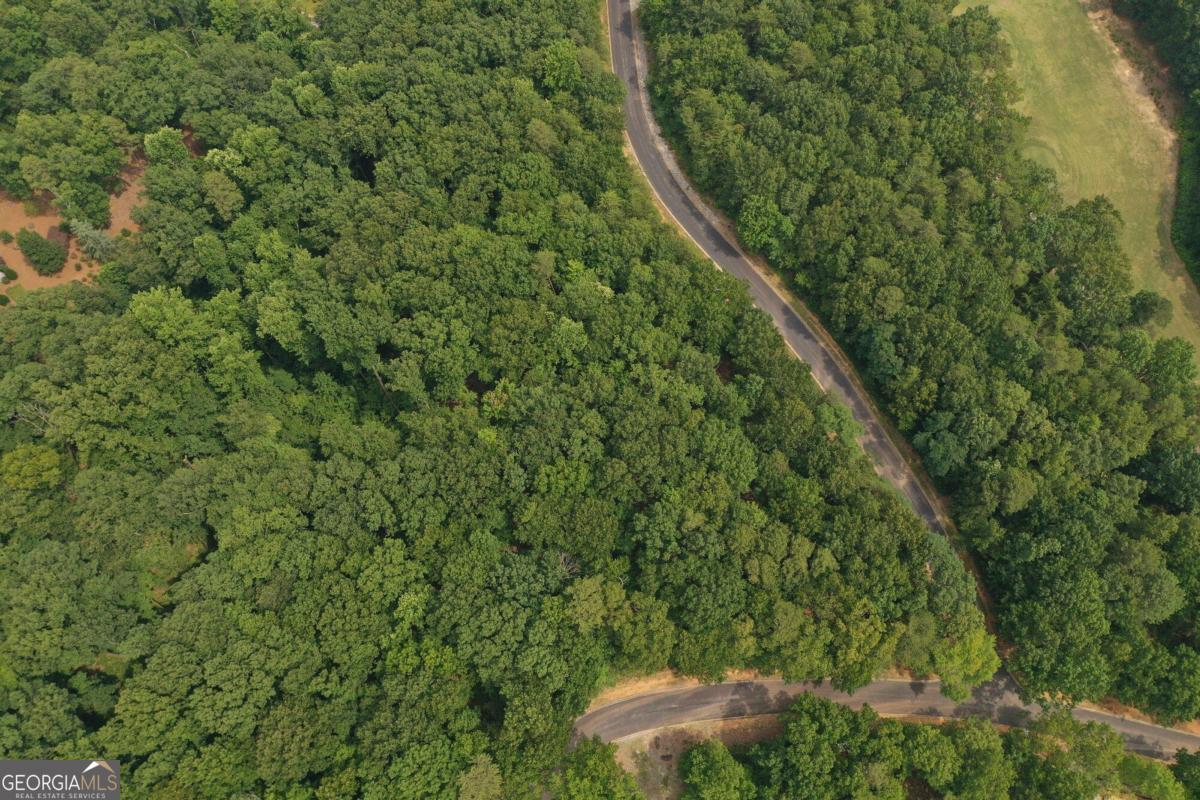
<box><xmin>721</xmin><ymin>681</ymin><xmax>774</xmax><ymax>720</ymax></box>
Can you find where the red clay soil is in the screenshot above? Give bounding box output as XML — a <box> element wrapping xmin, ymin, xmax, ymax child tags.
<box><xmin>181</xmin><ymin>126</ymin><xmax>206</xmax><ymax>158</ymax></box>
<box><xmin>0</xmin><ymin>155</ymin><xmax>145</xmax><ymax>298</ymax></box>
<box><xmin>108</xmin><ymin>157</ymin><xmax>146</xmax><ymax>236</ymax></box>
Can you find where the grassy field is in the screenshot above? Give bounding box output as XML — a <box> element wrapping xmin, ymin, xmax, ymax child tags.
<box><xmin>964</xmin><ymin>0</ymin><xmax>1200</xmax><ymax>361</ymax></box>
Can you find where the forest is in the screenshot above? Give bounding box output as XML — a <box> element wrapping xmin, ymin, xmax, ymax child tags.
<box><xmin>0</xmin><ymin>0</ymin><xmax>994</xmax><ymax>796</ymax></box>
<box><xmin>670</xmin><ymin>695</ymin><xmax>1194</xmax><ymax>799</ymax></box>
<box><xmin>642</xmin><ymin>0</ymin><xmax>1200</xmax><ymax>720</ymax></box>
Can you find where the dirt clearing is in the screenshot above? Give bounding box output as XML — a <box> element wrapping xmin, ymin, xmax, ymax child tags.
<box><xmin>616</xmin><ymin>715</ymin><xmax>784</xmax><ymax>800</ymax></box>
<box><xmin>0</xmin><ymin>156</ymin><xmax>144</xmax><ymax>302</ymax></box>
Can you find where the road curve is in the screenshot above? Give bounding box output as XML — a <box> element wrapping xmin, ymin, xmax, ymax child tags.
<box><xmin>606</xmin><ymin>0</ymin><xmax>946</xmax><ymax>531</ymax></box>
<box><xmin>598</xmin><ymin>0</ymin><xmax>1200</xmax><ymax>762</ymax></box>
<box><xmin>575</xmin><ymin>677</ymin><xmax>1200</xmax><ymax>760</ymax></box>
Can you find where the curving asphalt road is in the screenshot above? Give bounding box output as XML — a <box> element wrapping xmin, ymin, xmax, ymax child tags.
<box><xmin>576</xmin><ymin>677</ymin><xmax>1200</xmax><ymax>760</ymax></box>
<box><xmin>597</xmin><ymin>0</ymin><xmax>1200</xmax><ymax>761</ymax></box>
<box><xmin>605</xmin><ymin>0</ymin><xmax>947</xmax><ymax>532</ymax></box>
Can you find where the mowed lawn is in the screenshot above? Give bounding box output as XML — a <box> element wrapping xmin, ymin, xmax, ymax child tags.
<box><xmin>964</xmin><ymin>0</ymin><xmax>1200</xmax><ymax>361</ymax></box>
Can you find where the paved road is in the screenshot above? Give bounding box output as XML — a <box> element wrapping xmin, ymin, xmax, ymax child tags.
<box><xmin>606</xmin><ymin>0</ymin><xmax>946</xmax><ymax>531</ymax></box>
<box><xmin>598</xmin><ymin>0</ymin><xmax>1200</xmax><ymax>761</ymax></box>
<box><xmin>576</xmin><ymin>677</ymin><xmax>1200</xmax><ymax>760</ymax></box>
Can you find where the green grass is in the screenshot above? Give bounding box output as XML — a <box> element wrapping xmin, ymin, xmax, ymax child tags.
<box><xmin>965</xmin><ymin>0</ymin><xmax>1200</xmax><ymax>362</ymax></box>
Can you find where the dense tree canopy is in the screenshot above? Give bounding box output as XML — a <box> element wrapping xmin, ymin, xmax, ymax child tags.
<box><xmin>0</xmin><ymin>0</ymin><xmax>991</xmax><ymax>795</ymax></box>
<box><xmin>642</xmin><ymin>0</ymin><xmax>1200</xmax><ymax>719</ymax></box>
<box><xmin>674</xmin><ymin>696</ymin><xmax>1188</xmax><ymax>799</ymax></box>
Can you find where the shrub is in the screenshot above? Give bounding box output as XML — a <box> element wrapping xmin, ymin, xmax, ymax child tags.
<box><xmin>0</xmin><ymin>295</ymin><xmax>9</xmax><ymax>306</ymax></box>
<box><xmin>0</xmin><ymin>265</ymin><xmax>16</xmax><ymax>282</ymax></box>
<box><xmin>66</xmin><ymin>218</ymin><xmax>116</xmax><ymax>262</ymax></box>
<box><xmin>1131</xmin><ymin>289</ymin><xmax>1174</xmax><ymax>327</ymax></box>
<box><xmin>1120</xmin><ymin>753</ymin><xmax>1187</xmax><ymax>800</ymax></box>
<box><xmin>16</xmin><ymin>228</ymin><xmax>67</xmax><ymax>276</ymax></box>
<box><xmin>0</xmin><ymin>230</ymin><xmax>12</xmax><ymax>244</ymax></box>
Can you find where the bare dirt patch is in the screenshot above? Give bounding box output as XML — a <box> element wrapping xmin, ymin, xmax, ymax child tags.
<box><xmin>1084</xmin><ymin>1</ymin><xmax>1176</xmax><ymax>128</ymax></box>
<box><xmin>108</xmin><ymin>156</ymin><xmax>147</xmax><ymax>236</ymax></box>
<box><xmin>0</xmin><ymin>194</ymin><xmax>95</xmax><ymax>293</ymax></box>
<box><xmin>181</xmin><ymin>126</ymin><xmax>207</xmax><ymax>159</ymax></box>
<box><xmin>616</xmin><ymin>715</ymin><xmax>784</xmax><ymax>800</ymax></box>
<box><xmin>0</xmin><ymin>156</ymin><xmax>144</xmax><ymax>302</ymax></box>
<box><xmin>1084</xmin><ymin>0</ymin><xmax>1180</xmax><ymax>158</ymax></box>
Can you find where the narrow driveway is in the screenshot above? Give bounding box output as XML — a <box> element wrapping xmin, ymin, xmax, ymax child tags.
<box><xmin>599</xmin><ymin>0</ymin><xmax>1200</xmax><ymax>761</ymax></box>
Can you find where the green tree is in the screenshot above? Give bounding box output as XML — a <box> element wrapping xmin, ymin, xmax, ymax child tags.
<box><xmin>680</xmin><ymin>740</ymin><xmax>755</xmax><ymax>800</ymax></box>
<box><xmin>15</xmin><ymin>227</ymin><xmax>67</xmax><ymax>275</ymax></box>
<box><xmin>552</xmin><ymin>739</ymin><xmax>643</xmax><ymax>800</ymax></box>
